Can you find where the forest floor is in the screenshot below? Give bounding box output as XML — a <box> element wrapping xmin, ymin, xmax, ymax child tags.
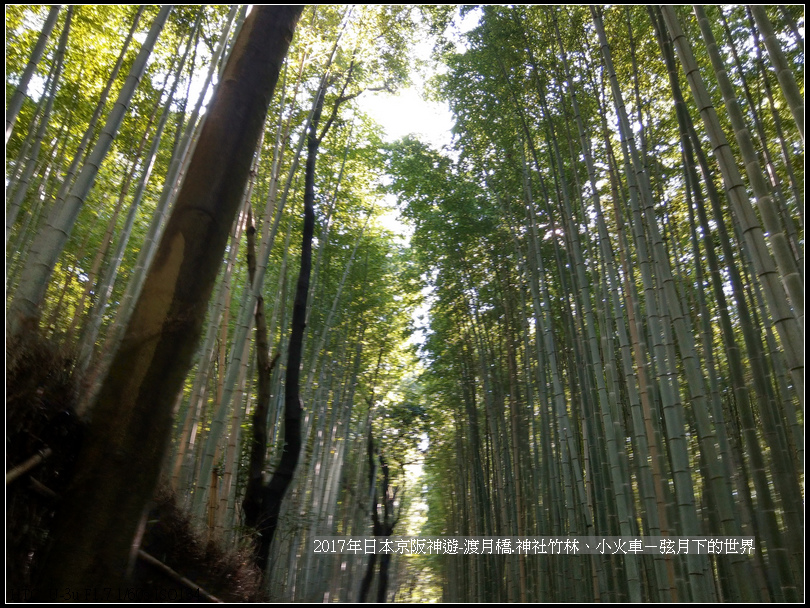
<box><xmin>6</xmin><ymin>334</ymin><xmax>265</xmax><ymax>602</ymax></box>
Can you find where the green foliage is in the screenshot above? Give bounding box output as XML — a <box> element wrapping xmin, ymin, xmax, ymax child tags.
<box><xmin>393</xmin><ymin>5</ymin><xmax>804</xmax><ymax>602</ymax></box>
<box><xmin>7</xmin><ymin>4</ymin><xmax>803</xmax><ymax>602</ymax></box>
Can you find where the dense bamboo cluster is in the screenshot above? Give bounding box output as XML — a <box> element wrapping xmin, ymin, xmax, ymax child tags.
<box><xmin>395</xmin><ymin>6</ymin><xmax>804</xmax><ymax>602</ymax></box>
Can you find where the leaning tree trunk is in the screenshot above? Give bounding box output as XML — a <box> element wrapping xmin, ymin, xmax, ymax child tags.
<box><xmin>32</xmin><ymin>6</ymin><xmax>303</xmax><ymax>595</ymax></box>
<box><xmin>76</xmin><ymin>6</ymin><xmax>238</xmax><ymax>415</ymax></box>
<box><xmin>75</xmin><ymin>9</ymin><xmax>200</xmax><ymax>377</ymax></box>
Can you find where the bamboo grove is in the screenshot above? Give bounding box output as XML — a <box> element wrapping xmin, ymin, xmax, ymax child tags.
<box><xmin>7</xmin><ymin>6</ymin><xmax>428</xmax><ymax>601</ymax></box>
<box><xmin>393</xmin><ymin>5</ymin><xmax>803</xmax><ymax>603</ymax></box>
<box><xmin>4</xmin><ymin>5</ymin><xmax>805</xmax><ymax>604</ymax></box>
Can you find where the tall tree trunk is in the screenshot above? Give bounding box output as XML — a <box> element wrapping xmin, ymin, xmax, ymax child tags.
<box><xmin>79</xmin><ymin>6</ymin><xmax>240</xmax><ymax>413</ymax></box>
<box><xmin>242</xmin><ymin>207</ymin><xmax>279</xmax><ymax>569</ymax></box>
<box><xmin>358</xmin><ymin>431</ymin><xmax>381</xmax><ymax>603</ymax></box>
<box><xmin>244</xmin><ymin>67</ymin><xmax>326</xmax><ymax>574</ymax></box>
<box><xmin>32</xmin><ymin>6</ymin><xmax>302</xmax><ymax>594</ymax></box>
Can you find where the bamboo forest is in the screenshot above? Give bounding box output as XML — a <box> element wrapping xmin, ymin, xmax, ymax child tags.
<box><xmin>5</xmin><ymin>5</ymin><xmax>804</xmax><ymax>603</ymax></box>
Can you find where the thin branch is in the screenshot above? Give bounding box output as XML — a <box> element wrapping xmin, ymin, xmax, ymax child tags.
<box><xmin>317</xmin><ymin>61</ymin><xmax>357</xmax><ymax>143</ymax></box>
<box><xmin>137</xmin><ymin>550</ymin><xmax>223</xmax><ymax>603</ymax></box>
<box><xmin>6</xmin><ymin>448</ymin><xmax>52</xmax><ymax>485</ymax></box>
<box><xmin>29</xmin><ymin>477</ymin><xmax>60</xmax><ymax>500</ymax></box>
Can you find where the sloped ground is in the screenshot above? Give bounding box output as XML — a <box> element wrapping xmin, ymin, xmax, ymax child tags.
<box><xmin>6</xmin><ymin>333</ymin><xmax>84</xmax><ymax>601</ymax></box>
<box><xmin>135</xmin><ymin>486</ymin><xmax>263</xmax><ymax>602</ymax></box>
<box><xmin>6</xmin><ymin>333</ymin><xmax>262</xmax><ymax>602</ymax></box>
